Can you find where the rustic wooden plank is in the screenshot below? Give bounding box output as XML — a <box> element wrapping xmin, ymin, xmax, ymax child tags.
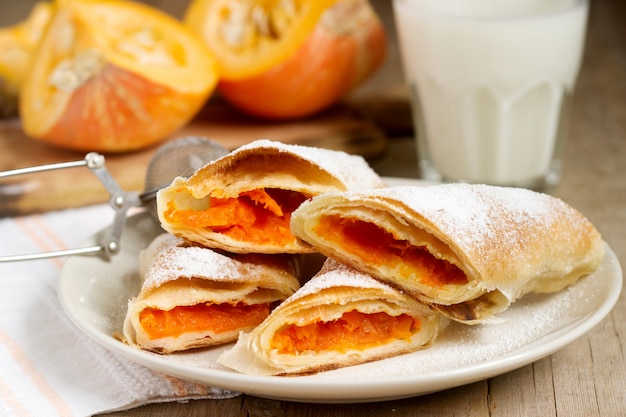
<box><xmin>488</xmin><ymin>359</ymin><xmax>557</xmax><ymax>417</ymax></box>
<box><xmin>588</xmin><ymin>312</ymin><xmax>626</xmax><ymax>416</ymax></box>
<box><xmin>257</xmin><ymin>383</ymin><xmax>490</xmax><ymax>417</ymax></box>
<box><xmin>551</xmin><ymin>337</ymin><xmax>602</xmax><ymax>416</ymax></box>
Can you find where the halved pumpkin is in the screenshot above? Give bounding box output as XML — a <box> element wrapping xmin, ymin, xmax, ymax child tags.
<box><xmin>184</xmin><ymin>0</ymin><xmax>386</xmax><ymax>119</ymax></box>
<box><xmin>184</xmin><ymin>0</ymin><xmax>337</xmax><ymax>81</ymax></box>
<box><xmin>0</xmin><ymin>2</ymin><xmax>52</xmax><ymax>116</ymax></box>
<box><xmin>19</xmin><ymin>0</ymin><xmax>219</xmax><ymax>152</ymax></box>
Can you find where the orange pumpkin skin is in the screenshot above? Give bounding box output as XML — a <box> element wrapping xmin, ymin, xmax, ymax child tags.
<box><xmin>217</xmin><ymin>0</ymin><xmax>386</xmax><ymax>120</ymax></box>
<box><xmin>20</xmin><ymin>0</ymin><xmax>219</xmax><ymax>153</ymax></box>
<box><xmin>37</xmin><ymin>64</ymin><xmax>208</xmax><ymax>152</ymax></box>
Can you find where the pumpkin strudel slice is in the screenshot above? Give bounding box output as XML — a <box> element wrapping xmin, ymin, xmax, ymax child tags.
<box><xmin>289</xmin><ymin>184</ymin><xmax>605</xmax><ymax>323</ymax></box>
<box><xmin>123</xmin><ymin>234</ymin><xmax>300</xmax><ymax>353</ymax></box>
<box><xmin>217</xmin><ymin>259</ymin><xmax>449</xmax><ymax>375</ymax></box>
<box><xmin>156</xmin><ymin>139</ymin><xmax>384</xmax><ymax>254</ymax></box>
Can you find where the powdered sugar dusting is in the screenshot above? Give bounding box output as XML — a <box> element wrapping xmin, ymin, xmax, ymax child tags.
<box><xmin>284</xmin><ymin>259</ymin><xmax>399</xmax><ymax>303</ymax></box>
<box><xmin>333</xmin><ymin>183</ymin><xmax>600</xmax><ymax>297</ymax></box>
<box><xmin>376</xmin><ymin>183</ymin><xmax>565</xmax><ymax>254</ymax></box>
<box><xmin>142</xmin><ymin>243</ymin><xmax>248</xmax><ymax>291</ymax></box>
<box><xmin>234</xmin><ymin>139</ymin><xmax>384</xmax><ymax>190</ymax></box>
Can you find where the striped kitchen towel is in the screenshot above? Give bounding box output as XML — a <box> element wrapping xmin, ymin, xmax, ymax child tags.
<box><xmin>0</xmin><ymin>204</ymin><xmax>238</xmax><ymax>417</ymax></box>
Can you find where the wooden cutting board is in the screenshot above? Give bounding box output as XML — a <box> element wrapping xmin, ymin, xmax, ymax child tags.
<box><xmin>0</xmin><ymin>100</ymin><xmax>390</xmax><ymax>216</ymax></box>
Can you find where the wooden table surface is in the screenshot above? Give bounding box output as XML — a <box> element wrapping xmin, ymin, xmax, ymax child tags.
<box><xmin>45</xmin><ymin>0</ymin><xmax>622</xmax><ymax>415</ymax></box>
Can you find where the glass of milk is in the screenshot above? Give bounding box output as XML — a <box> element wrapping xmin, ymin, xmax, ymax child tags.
<box><xmin>392</xmin><ymin>0</ymin><xmax>589</xmax><ymax>190</ymax></box>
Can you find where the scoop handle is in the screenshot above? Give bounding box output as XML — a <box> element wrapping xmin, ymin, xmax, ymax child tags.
<box><xmin>0</xmin><ymin>153</ymin><xmax>139</xmax><ymax>262</ymax></box>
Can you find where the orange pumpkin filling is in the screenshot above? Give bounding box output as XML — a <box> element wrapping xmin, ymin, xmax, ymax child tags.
<box><xmin>271</xmin><ymin>310</ymin><xmax>419</xmax><ymax>354</ymax></box>
<box><xmin>315</xmin><ymin>217</ymin><xmax>468</xmax><ymax>288</ymax></box>
<box><xmin>139</xmin><ymin>302</ymin><xmax>270</xmax><ymax>339</ymax></box>
<box><xmin>164</xmin><ymin>188</ymin><xmax>309</xmax><ymax>245</ymax></box>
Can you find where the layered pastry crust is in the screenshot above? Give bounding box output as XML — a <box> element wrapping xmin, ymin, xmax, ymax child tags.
<box><xmin>123</xmin><ymin>234</ymin><xmax>300</xmax><ymax>353</ymax></box>
<box><xmin>217</xmin><ymin>259</ymin><xmax>449</xmax><ymax>375</ymax></box>
<box><xmin>156</xmin><ymin>139</ymin><xmax>384</xmax><ymax>254</ymax></box>
<box><xmin>289</xmin><ymin>184</ymin><xmax>605</xmax><ymax>323</ymax></box>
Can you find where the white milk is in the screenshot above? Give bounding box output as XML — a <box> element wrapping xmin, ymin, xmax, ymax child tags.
<box><xmin>393</xmin><ymin>0</ymin><xmax>588</xmax><ymax>187</ymax></box>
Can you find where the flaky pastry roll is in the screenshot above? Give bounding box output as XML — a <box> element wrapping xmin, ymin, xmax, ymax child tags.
<box><xmin>217</xmin><ymin>259</ymin><xmax>449</xmax><ymax>375</ymax></box>
<box><xmin>156</xmin><ymin>139</ymin><xmax>384</xmax><ymax>254</ymax></box>
<box><xmin>123</xmin><ymin>234</ymin><xmax>300</xmax><ymax>353</ymax></box>
<box><xmin>137</xmin><ymin>232</ymin><xmax>179</xmax><ymax>282</ymax></box>
<box><xmin>290</xmin><ymin>184</ymin><xmax>605</xmax><ymax>323</ymax></box>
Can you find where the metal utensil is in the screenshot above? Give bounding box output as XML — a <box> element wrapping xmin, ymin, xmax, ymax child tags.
<box><xmin>0</xmin><ymin>136</ymin><xmax>228</xmax><ymax>262</ymax></box>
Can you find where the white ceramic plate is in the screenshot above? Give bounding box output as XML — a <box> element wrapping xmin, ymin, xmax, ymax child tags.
<box><xmin>58</xmin><ymin>178</ymin><xmax>623</xmax><ymax>403</ymax></box>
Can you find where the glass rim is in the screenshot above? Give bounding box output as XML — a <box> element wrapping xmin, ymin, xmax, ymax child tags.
<box><xmin>391</xmin><ymin>0</ymin><xmax>588</xmax><ymax>22</ymax></box>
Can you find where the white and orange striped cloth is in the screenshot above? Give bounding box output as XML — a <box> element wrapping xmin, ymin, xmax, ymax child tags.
<box><xmin>0</xmin><ymin>204</ymin><xmax>238</xmax><ymax>417</ymax></box>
